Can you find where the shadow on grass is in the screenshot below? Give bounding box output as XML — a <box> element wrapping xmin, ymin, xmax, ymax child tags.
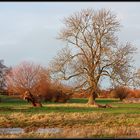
<box><xmin>0</xmin><ymin>106</ymin><xmax>29</xmax><ymax>112</ymax></box>
<box><xmin>26</xmin><ymin>106</ymin><xmax>95</xmax><ymax>113</ymax></box>
<box><xmin>69</xmin><ymin>98</ymin><xmax>120</xmax><ymax>104</ymax></box>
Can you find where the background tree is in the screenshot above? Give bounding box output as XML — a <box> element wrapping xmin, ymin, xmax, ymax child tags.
<box><xmin>49</xmin><ymin>8</ymin><xmax>136</xmax><ymax>105</ymax></box>
<box><xmin>0</xmin><ymin>60</ymin><xmax>9</xmax><ymax>94</ymax></box>
<box><xmin>131</xmin><ymin>68</ymin><xmax>140</xmax><ymax>88</ymax></box>
<box><xmin>6</xmin><ymin>61</ymin><xmax>50</xmax><ymax>107</ymax></box>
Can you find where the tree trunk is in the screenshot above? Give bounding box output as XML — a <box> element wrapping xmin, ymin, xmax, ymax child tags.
<box><xmin>87</xmin><ymin>90</ymin><xmax>112</xmax><ymax>108</ymax></box>
<box><xmin>31</xmin><ymin>96</ymin><xmax>42</xmax><ymax>107</ymax></box>
<box><xmin>87</xmin><ymin>92</ymin><xmax>96</xmax><ymax>105</ymax></box>
<box><xmin>31</xmin><ymin>101</ymin><xmax>37</xmax><ymax>107</ymax></box>
<box><xmin>23</xmin><ymin>91</ymin><xmax>42</xmax><ymax>107</ymax></box>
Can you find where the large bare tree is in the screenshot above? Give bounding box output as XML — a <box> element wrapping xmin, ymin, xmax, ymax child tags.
<box><xmin>49</xmin><ymin>9</ymin><xmax>136</xmax><ymax>105</ymax></box>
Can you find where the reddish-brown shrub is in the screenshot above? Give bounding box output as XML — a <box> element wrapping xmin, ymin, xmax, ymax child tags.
<box><xmin>42</xmin><ymin>82</ymin><xmax>72</xmax><ymax>103</ymax></box>
<box><xmin>133</xmin><ymin>89</ymin><xmax>140</xmax><ymax>98</ymax></box>
<box><xmin>110</xmin><ymin>86</ymin><xmax>130</xmax><ymax>101</ymax></box>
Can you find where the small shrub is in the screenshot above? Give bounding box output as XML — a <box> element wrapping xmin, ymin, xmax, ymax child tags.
<box><xmin>110</xmin><ymin>86</ymin><xmax>129</xmax><ymax>101</ymax></box>
<box><xmin>42</xmin><ymin>82</ymin><xmax>72</xmax><ymax>103</ymax></box>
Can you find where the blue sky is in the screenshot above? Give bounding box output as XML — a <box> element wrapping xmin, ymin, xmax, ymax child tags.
<box><xmin>0</xmin><ymin>2</ymin><xmax>140</xmax><ymax>70</ymax></box>
<box><xmin>1</xmin><ymin>2</ymin><xmax>140</xmax><ymax>88</ymax></box>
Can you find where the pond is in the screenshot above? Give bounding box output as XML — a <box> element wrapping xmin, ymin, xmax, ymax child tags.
<box><xmin>0</xmin><ymin>128</ymin><xmax>24</xmax><ymax>134</ymax></box>
<box><xmin>0</xmin><ymin>127</ymin><xmax>62</xmax><ymax>134</ymax></box>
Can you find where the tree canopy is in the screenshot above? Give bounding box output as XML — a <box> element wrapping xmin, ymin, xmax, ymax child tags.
<box><xmin>49</xmin><ymin>8</ymin><xmax>136</xmax><ymax>104</ymax></box>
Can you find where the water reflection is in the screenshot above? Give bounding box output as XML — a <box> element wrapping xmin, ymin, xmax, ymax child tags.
<box><xmin>37</xmin><ymin>128</ymin><xmax>62</xmax><ymax>134</ymax></box>
<box><xmin>0</xmin><ymin>127</ymin><xmax>62</xmax><ymax>134</ymax></box>
<box><xmin>0</xmin><ymin>128</ymin><xmax>24</xmax><ymax>134</ymax></box>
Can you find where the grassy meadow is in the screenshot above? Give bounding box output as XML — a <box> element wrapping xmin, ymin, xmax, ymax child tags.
<box><xmin>0</xmin><ymin>95</ymin><xmax>140</xmax><ymax>138</ymax></box>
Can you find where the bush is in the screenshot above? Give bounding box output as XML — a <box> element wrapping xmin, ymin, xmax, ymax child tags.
<box><xmin>133</xmin><ymin>89</ymin><xmax>140</xmax><ymax>98</ymax></box>
<box><xmin>42</xmin><ymin>82</ymin><xmax>72</xmax><ymax>103</ymax></box>
<box><xmin>110</xmin><ymin>86</ymin><xmax>129</xmax><ymax>101</ymax></box>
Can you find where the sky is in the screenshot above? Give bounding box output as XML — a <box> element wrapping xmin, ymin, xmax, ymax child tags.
<box><xmin>0</xmin><ymin>2</ymin><xmax>140</xmax><ymax>88</ymax></box>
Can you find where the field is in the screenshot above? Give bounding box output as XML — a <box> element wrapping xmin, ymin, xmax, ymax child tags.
<box><xmin>0</xmin><ymin>95</ymin><xmax>140</xmax><ymax>138</ymax></box>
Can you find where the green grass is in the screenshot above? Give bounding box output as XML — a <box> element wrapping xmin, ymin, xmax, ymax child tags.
<box><xmin>0</xmin><ymin>95</ymin><xmax>140</xmax><ymax>114</ymax></box>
